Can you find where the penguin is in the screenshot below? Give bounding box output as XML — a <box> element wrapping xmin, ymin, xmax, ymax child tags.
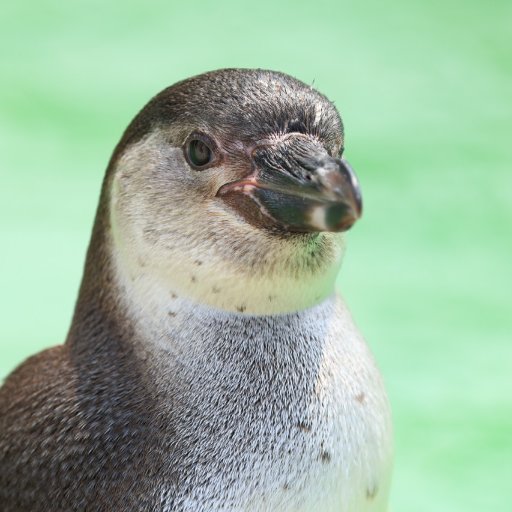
<box><xmin>0</xmin><ymin>69</ymin><xmax>393</xmax><ymax>511</ymax></box>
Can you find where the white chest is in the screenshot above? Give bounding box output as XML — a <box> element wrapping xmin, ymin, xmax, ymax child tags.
<box><xmin>137</xmin><ymin>295</ymin><xmax>393</xmax><ymax>512</ymax></box>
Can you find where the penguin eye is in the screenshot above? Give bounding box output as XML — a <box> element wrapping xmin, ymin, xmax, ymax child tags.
<box><xmin>185</xmin><ymin>136</ymin><xmax>214</xmax><ymax>169</ymax></box>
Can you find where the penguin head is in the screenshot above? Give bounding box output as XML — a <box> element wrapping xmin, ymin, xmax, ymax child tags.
<box><xmin>107</xmin><ymin>69</ymin><xmax>362</xmax><ymax>314</ymax></box>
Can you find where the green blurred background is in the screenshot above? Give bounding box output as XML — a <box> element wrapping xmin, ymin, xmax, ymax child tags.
<box><xmin>1</xmin><ymin>0</ymin><xmax>510</xmax><ymax>510</ymax></box>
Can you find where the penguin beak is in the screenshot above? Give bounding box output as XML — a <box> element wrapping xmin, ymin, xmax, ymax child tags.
<box><xmin>217</xmin><ymin>137</ymin><xmax>362</xmax><ymax>233</ymax></box>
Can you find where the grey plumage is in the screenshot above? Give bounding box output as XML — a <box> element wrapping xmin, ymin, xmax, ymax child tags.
<box><xmin>0</xmin><ymin>69</ymin><xmax>392</xmax><ymax>511</ymax></box>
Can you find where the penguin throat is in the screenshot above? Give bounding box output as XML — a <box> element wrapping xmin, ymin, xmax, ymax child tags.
<box><xmin>112</xmin><ymin>250</ymin><xmax>341</xmax><ymax>316</ymax></box>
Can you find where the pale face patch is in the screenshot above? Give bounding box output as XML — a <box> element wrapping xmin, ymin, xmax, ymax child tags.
<box><xmin>109</xmin><ymin>129</ymin><xmax>346</xmax><ymax>315</ymax></box>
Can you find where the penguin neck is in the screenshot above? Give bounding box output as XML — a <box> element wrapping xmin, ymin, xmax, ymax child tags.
<box><xmin>68</xmin><ymin>191</ymin><xmax>343</xmax><ymax>349</ymax></box>
<box><xmin>109</xmin><ymin>245</ymin><xmax>335</xmax><ymax>331</ymax></box>
<box><xmin>66</xmin><ymin>221</ymin><xmax>341</xmax><ymax>383</ymax></box>
<box><xmin>109</xmin><ymin>221</ymin><xmax>344</xmax><ymax>316</ymax></box>
<box><xmin>109</xmin><ymin>227</ymin><xmax>343</xmax><ymax>317</ymax></box>
<box><xmin>113</xmin><ymin>266</ymin><xmax>338</xmax><ymax>357</ymax></box>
